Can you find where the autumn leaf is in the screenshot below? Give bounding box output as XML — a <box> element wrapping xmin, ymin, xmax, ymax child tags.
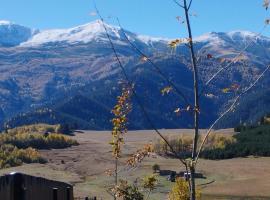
<box><xmin>169</xmin><ymin>39</ymin><xmax>183</xmax><ymax>48</ymax></box>
<box><xmin>219</xmin><ymin>58</ymin><xmax>226</xmax><ymax>63</ymax></box>
<box><xmin>222</xmin><ymin>88</ymin><xmax>231</xmax><ymax>93</ymax></box>
<box><xmin>265</xmin><ymin>19</ymin><xmax>270</xmax><ymax>25</ymax></box>
<box><xmin>263</xmin><ymin>0</ymin><xmax>269</xmax><ymax>10</ymax></box>
<box><xmin>169</xmin><ymin>41</ymin><xmax>177</xmax><ymax>49</ymax></box>
<box><xmin>161</xmin><ymin>86</ymin><xmax>173</xmax><ymax>96</ymax></box>
<box><xmin>174</xmin><ymin>108</ymin><xmax>181</xmax><ymax>115</ymax></box>
<box><xmin>140</xmin><ymin>56</ymin><xmax>148</xmax><ymax>62</ymax></box>
<box><xmin>105</xmin><ymin>169</ymin><xmax>113</xmax><ymax>176</ymax></box>
<box><xmin>186</xmin><ymin>105</ymin><xmax>191</xmax><ymax>111</ymax></box>
<box><xmin>194</xmin><ymin>107</ymin><xmax>200</xmax><ymax>114</ymax></box>
<box><xmin>176</xmin><ymin>16</ymin><xmax>185</xmax><ymax>24</ymax></box>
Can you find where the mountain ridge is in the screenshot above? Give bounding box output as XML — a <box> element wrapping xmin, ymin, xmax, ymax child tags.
<box><xmin>0</xmin><ymin>20</ymin><xmax>269</xmax><ymax>129</ymax></box>
<box><xmin>1</xmin><ymin>20</ymin><xmax>269</xmax><ymax>48</ymax></box>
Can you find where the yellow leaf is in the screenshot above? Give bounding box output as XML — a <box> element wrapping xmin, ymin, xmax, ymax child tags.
<box><xmin>222</xmin><ymin>88</ymin><xmax>231</xmax><ymax>93</ymax></box>
<box><xmin>174</xmin><ymin>108</ymin><xmax>181</xmax><ymax>113</ymax></box>
<box><xmin>263</xmin><ymin>0</ymin><xmax>269</xmax><ymax>10</ymax></box>
<box><xmin>161</xmin><ymin>86</ymin><xmax>173</xmax><ymax>96</ymax></box>
<box><xmin>141</xmin><ymin>56</ymin><xmax>148</xmax><ymax>62</ymax></box>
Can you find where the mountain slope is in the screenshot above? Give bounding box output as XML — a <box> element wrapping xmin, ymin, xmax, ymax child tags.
<box><xmin>0</xmin><ymin>21</ymin><xmax>38</xmax><ymax>47</ymax></box>
<box><xmin>0</xmin><ymin>20</ymin><xmax>269</xmax><ymax>129</ymax></box>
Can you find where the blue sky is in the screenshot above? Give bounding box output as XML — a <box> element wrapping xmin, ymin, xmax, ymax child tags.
<box><xmin>0</xmin><ymin>0</ymin><xmax>269</xmax><ymax>38</ymax></box>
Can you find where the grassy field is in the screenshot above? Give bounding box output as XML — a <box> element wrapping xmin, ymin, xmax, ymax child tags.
<box><xmin>1</xmin><ymin>129</ymin><xmax>270</xmax><ymax>200</ymax></box>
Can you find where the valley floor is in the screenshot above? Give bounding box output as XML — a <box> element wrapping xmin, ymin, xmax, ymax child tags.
<box><xmin>0</xmin><ymin>129</ymin><xmax>270</xmax><ymax>200</ymax></box>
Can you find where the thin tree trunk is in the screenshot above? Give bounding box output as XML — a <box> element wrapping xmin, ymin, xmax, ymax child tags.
<box><xmin>114</xmin><ymin>157</ymin><xmax>118</xmax><ymax>200</ymax></box>
<box><xmin>183</xmin><ymin>0</ymin><xmax>200</xmax><ymax>199</ymax></box>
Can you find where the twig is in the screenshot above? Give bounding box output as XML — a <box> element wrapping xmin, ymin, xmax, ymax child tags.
<box><xmin>93</xmin><ymin>1</ymin><xmax>187</xmax><ymax>166</ymax></box>
<box><xmin>173</xmin><ymin>0</ymin><xmax>184</xmax><ymax>8</ymax></box>
<box><xmin>195</xmin><ymin>65</ymin><xmax>270</xmax><ymax>164</ymax></box>
<box><xmin>187</xmin><ymin>0</ymin><xmax>193</xmax><ymax>10</ymax></box>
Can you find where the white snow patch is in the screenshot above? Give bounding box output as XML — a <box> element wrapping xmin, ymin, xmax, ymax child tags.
<box><xmin>137</xmin><ymin>35</ymin><xmax>170</xmax><ymax>44</ymax></box>
<box><xmin>0</xmin><ymin>20</ymin><xmax>13</xmax><ymax>25</ymax></box>
<box><xmin>21</xmin><ymin>20</ymin><xmax>123</xmax><ymax>46</ymax></box>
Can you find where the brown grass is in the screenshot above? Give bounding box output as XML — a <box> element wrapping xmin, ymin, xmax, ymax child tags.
<box><xmin>1</xmin><ymin>129</ymin><xmax>270</xmax><ymax>199</ymax></box>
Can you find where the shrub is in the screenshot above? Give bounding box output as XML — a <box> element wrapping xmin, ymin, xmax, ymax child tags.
<box><xmin>0</xmin><ymin>144</ymin><xmax>46</xmax><ymax>169</ymax></box>
<box><xmin>152</xmin><ymin>164</ymin><xmax>160</xmax><ymax>173</ymax></box>
<box><xmin>114</xmin><ymin>180</ymin><xmax>144</xmax><ymax>200</ymax></box>
<box><xmin>0</xmin><ymin>131</ymin><xmax>78</xmax><ymax>150</ymax></box>
<box><xmin>201</xmin><ymin>125</ymin><xmax>270</xmax><ymax>159</ymax></box>
<box><xmin>153</xmin><ymin>133</ymin><xmax>236</xmax><ymax>160</ymax></box>
<box><xmin>0</xmin><ymin>124</ymin><xmax>79</xmax><ymax>169</ymax></box>
<box><xmin>168</xmin><ymin>178</ymin><xmax>201</xmax><ymax>200</ymax></box>
<box><xmin>142</xmin><ymin>174</ymin><xmax>158</xmax><ymax>191</ymax></box>
<box><xmin>56</xmin><ymin>124</ymin><xmax>72</xmax><ymax>135</ymax></box>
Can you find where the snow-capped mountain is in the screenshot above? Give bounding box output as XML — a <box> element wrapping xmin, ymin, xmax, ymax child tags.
<box><xmin>0</xmin><ymin>20</ymin><xmax>269</xmax><ymax>129</ymax></box>
<box><xmin>1</xmin><ymin>19</ymin><xmax>269</xmax><ymax>50</ymax></box>
<box><xmin>0</xmin><ymin>20</ymin><xmax>38</xmax><ymax>47</ymax></box>
<box><xmin>194</xmin><ymin>30</ymin><xmax>270</xmax><ymax>44</ymax></box>
<box><xmin>20</xmin><ymin>20</ymin><xmax>169</xmax><ymax>47</ymax></box>
<box><xmin>21</xmin><ymin>20</ymin><xmax>125</xmax><ymax>46</ymax></box>
<box><xmin>0</xmin><ymin>20</ymin><xmax>168</xmax><ymax>49</ymax></box>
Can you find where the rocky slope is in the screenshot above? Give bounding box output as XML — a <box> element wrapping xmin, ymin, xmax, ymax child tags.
<box><xmin>0</xmin><ymin>20</ymin><xmax>269</xmax><ymax>129</ymax></box>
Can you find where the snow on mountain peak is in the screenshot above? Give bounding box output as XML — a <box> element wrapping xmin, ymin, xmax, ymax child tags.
<box><xmin>21</xmin><ymin>20</ymin><xmax>123</xmax><ymax>47</ymax></box>
<box><xmin>0</xmin><ymin>20</ymin><xmax>13</xmax><ymax>25</ymax></box>
<box><xmin>194</xmin><ymin>32</ymin><xmax>225</xmax><ymax>45</ymax></box>
<box><xmin>227</xmin><ymin>30</ymin><xmax>258</xmax><ymax>38</ymax></box>
<box><xmin>194</xmin><ymin>30</ymin><xmax>270</xmax><ymax>50</ymax></box>
<box><xmin>0</xmin><ymin>19</ymin><xmax>269</xmax><ymax>48</ymax></box>
<box><xmin>0</xmin><ymin>20</ymin><xmax>37</xmax><ymax>47</ymax></box>
<box><xmin>137</xmin><ymin>35</ymin><xmax>170</xmax><ymax>44</ymax></box>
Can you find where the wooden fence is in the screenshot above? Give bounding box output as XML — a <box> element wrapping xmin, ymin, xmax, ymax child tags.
<box><xmin>0</xmin><ymin>172</ymin><xmax>73</xmax><ymax>200</ymax></box>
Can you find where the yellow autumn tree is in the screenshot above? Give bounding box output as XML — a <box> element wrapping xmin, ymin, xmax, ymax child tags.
<box><xmin>168</xmin><ymin>178</ymin><xmax>201</xmax><ymax>200</ymax></box>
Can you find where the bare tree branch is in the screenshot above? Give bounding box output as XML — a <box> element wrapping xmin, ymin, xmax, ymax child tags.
<box><xmin>93</xmin><ymin>1</ymin><xmax>187</xmax><ymax>166</ymax></box>
<box><xmin>116</xmin><ymin>18</ymin><xmax>191</xmax><ymax>106</ymax></box>
<box><xmin>195</xmin><ymin>65</ymin><xmax>270</xmax><ymax>164</ymax></box>
<box><xmin>187</xmin><ymin>0</ymin><xmax>193</xmax><ymax>10</ymax></box>
<box><xmin>173</xmin><ymin>0</ymin><xmax>185</xmax><ymax>8</ymax></box>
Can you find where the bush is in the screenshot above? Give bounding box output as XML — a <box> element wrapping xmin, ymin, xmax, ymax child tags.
<box><xmin>0</xmin><ymin>125</ymin><xmax>78</xmax><ymax>150</ymax></box>
<box><xmin>0</xmin><ymin>144</ymin><xmax>46</xmax><ymax>169</ymax></box>
<box><xmin>201</xmin><ymin>125</ymin><xmax>270</xmax><ymax>159</ymax></box>
<box><xmin>0</xmin><ymin>124</ymin><xmax>79</xmax><ymax>169</ymax></box>
<box><xmin>153</xmin><ymin>133</ymin><xmax>235</xmax><ymax>159</ymax></box>
<box><xmin>153</xmin><ymin>135</ymin><xmax>193</xmax><ymax>158</ymax></box>
<box><xmin>114</xmin><ymin>180</ymin><xmax>144</xmax><ymax>200</ymax></box>
<box><xmin>56</xmin><ymin>124</ymin><xmax>72</xmax><ymax>135</ymax></box>
<box><xmin>168</xmin><ymin>178</ymin><xmax>201</xmax><ymax>200</ymax></box>
<box><xmin>152</xmin><ymin>164</ymin><xmax>160</xmax><ymax>173</ymax></box>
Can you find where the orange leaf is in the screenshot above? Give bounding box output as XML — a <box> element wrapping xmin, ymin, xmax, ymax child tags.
<box><xmin>161</xmin><ymin>86</ymin><xmax>173</xmax><ymax>96</ymax></box>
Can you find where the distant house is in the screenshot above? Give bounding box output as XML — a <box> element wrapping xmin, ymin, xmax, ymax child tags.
<box><xmin>179</xmin><ymin>171</ymin><xmax>204</xmax><ymax>180</ymax></box>
<box><xmin>0</xmin><ymin>172</ymin><xmax>73</xmax><ymax>200</ymax></box>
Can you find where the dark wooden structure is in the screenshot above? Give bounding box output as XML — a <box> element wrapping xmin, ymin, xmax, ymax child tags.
<box><xmin>0</xmin><ymin>172</ymin><xmax>73</xmax><ymax>200</ymax></box>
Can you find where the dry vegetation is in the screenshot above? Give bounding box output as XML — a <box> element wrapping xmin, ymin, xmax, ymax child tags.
<box><xmin>0</xmin><ymin>129</ymin><xmax>269</xmax><ymax>199</ymax></box>
<box><xmin>0</xmin><ymin>124</ymin><xmax>78</xmax><ymax>169</ymax></box>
